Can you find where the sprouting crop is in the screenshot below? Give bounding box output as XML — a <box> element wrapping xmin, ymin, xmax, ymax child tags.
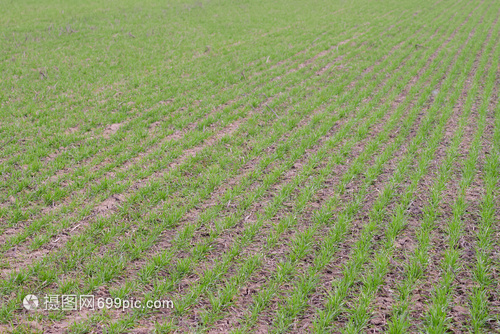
<box><xmin>1</xmin><ymin>0</ymin><xmax>499</xmax><ymax>333</ymax></box>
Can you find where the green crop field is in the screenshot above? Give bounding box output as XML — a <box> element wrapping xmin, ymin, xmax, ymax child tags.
<box><xmin>1</xmin><ymin>0</ymin><xmax>499</xmax><ymax>332</ymax></box>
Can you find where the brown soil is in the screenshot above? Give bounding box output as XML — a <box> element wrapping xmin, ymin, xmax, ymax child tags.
<box><xmin>3</xmin><ymin>3</ymin><xmax>497</xmax><ymax>334</ymax></box>
<box><xmin>102</xmin><ymin>123</ymin><xmax>123</xmax><ymax>139</ymax></box>
<box><xmin>168</xmin><ymin>31</ymin><xmax>440</xmax><ymax>330</ymax></box>
<box><xmin>47</xmin><ymin>20</ymin><xmax>423</xmax><ymax>331</ymax></box>
<box><xmin>0</xmin><ymin>22</ymin><xmax>391</xmax><ymax>279</ymax></box>
<box><xmin>372</xmin><ymin>9</ymin><xmax>498</xmax><ymax>333</ymax></box>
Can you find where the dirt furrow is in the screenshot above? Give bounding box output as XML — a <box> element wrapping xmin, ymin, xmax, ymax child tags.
<box><xmin>367</xmin><ymin>29</ymin><xmax>495</xmax><ymax>334</ymax></box>
<box><xmin>187</xmin><ymin>15</ymin><xmax>474</xmax><ymax>330</ymax></box>
<box><xmin>292</xmin><ymin>3</ymin><xmax>489</xmax><ymax>332</ymax></box>
<box><xmin>401</xmin><ymin>10</ymin><xmax>499</xmax><ymax>333</ymax></box>
<box><xmin>38</xmin><ymin>13</ymin><xmax>446</xmax><ymax>332</ymax></box>
<box><xmin>24</xmin><ymin>6</ymin><xmax>426</xmax><ymax>282</ymax></box>
<box><xmin>0</xmin><ymin>24</ymin><xmax>393</xmax><ymax>255</ymax></box>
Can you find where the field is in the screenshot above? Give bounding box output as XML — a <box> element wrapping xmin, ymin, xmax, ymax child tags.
<box><xmin>1</xmin><ymin>0</ymin><xmax>500</xmax><ymax>332</ymax></box>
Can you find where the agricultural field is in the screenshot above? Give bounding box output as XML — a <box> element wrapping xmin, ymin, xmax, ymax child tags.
<box><xmin>1</xmin><ymin>0</ymin><xmax>500</xmax><ymax>332</ymax></box>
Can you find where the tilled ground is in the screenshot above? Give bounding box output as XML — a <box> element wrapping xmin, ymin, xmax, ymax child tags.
<box><xmin>1</xmin><ymin>0</ymin><xmax>499</xmax><ymax>333</ymax></box>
